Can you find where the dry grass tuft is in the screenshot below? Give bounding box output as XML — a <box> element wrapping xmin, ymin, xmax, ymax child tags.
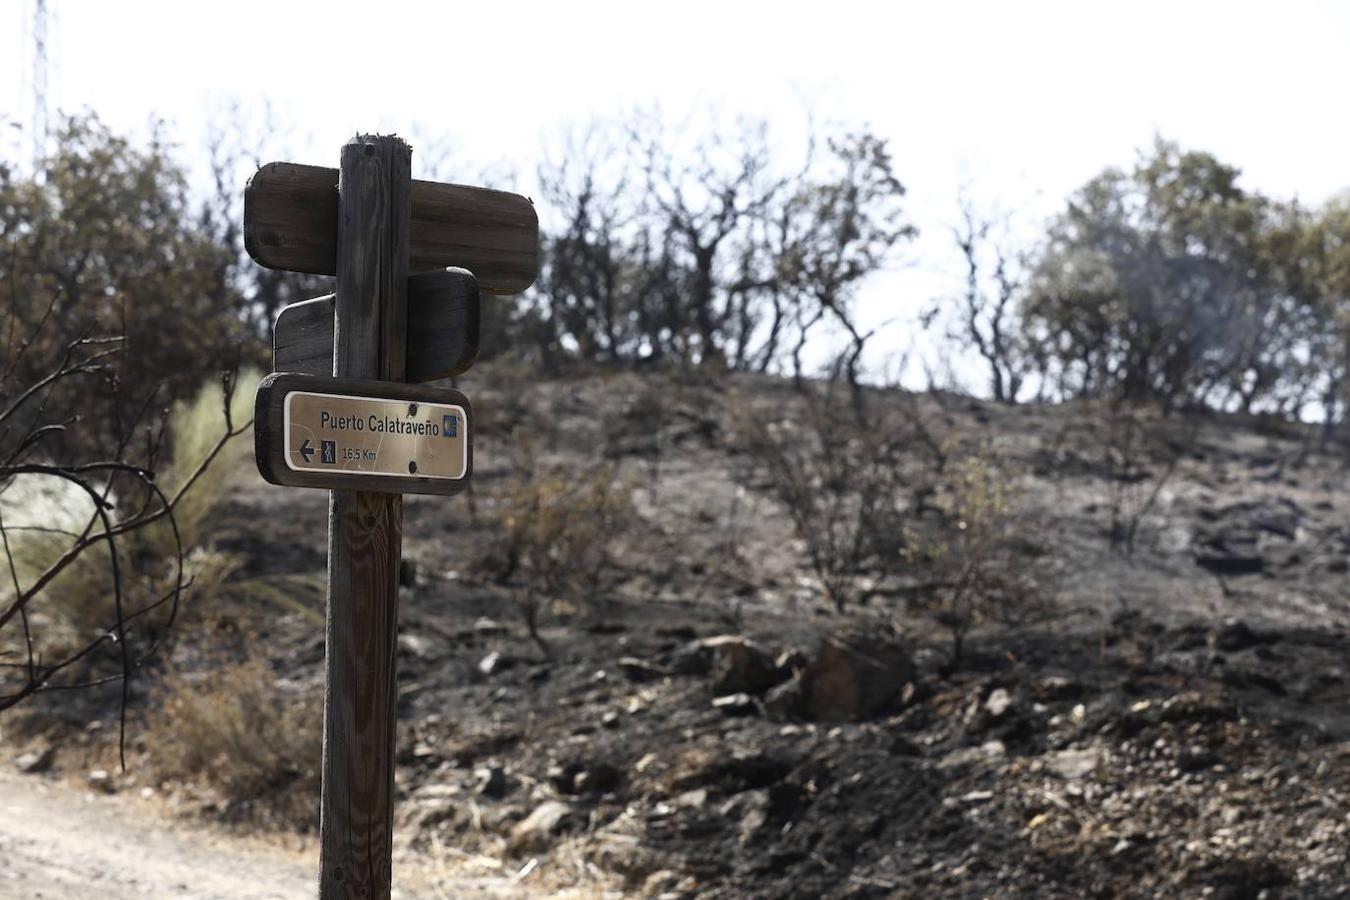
<box><xmin>143</xmin><ymin>651</ymin><xmax>321</xmax><ymax>831</ymax></box>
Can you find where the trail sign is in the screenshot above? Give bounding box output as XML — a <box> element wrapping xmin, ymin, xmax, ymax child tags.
<box><xmin>245</xmin><ymin>135</ymin><xmax>538</xmax><ymax>900</ymax></box>
<box><xmin>255</xmin><ymin>373</ymin><xmax>472</xmax><ymax>494</ymax></box>
<box><xmin>245</xmin><ymin>161</ymin><xmax>538</xmax><ymax>294</ymax></box>
<box><xmin>273</xmin><ymin>268</ymin><xmax>480</xmax><ymax>381</ymax></box>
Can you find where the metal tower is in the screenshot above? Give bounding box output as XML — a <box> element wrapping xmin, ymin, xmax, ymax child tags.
<box><xmin>31</xmin><ymin>0</ymin><xmax>49</xmax><ymax>170</ymax></box>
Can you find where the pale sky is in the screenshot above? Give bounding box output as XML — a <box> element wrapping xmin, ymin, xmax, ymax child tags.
<box><xmin>5</xmin><ymin>0</ymin><xmax>1349</xmax><ymax>386</ymax></box>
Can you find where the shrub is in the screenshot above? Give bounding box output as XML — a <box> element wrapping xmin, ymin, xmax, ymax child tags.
<box><xmin>737</xmin><ymin>383</ymin><xmax>932</xmax><ymax>612</ymax></box>
<box><xmin>904</xmin><ymin>450</ymin><xmax>1037</xmax><ymax>668</ymax></box>
<box><xmin>1101</xmin><ymin>404</ymin><xmax>1192</xmax><ymax>557</ymax></box>
<box><xmin>477</xmin><ymin>465</ymin><xmax>635</xmax><ymax>655</ymax></box>
<box><xmin>0</xmin><ymin>360</ymin><xmax>265</xmax><ymax>723</ymax></box>
<box><xmin>143</xmin><ymin>651</ymin><xmax>320</xmax><ymax>830</ymax></box>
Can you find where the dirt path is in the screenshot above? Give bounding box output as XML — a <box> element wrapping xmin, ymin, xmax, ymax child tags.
<box><xmin>0</xmin><ymin>772</ymin><xmax>546</xmax><ymax>900</ymax></box>
<box><xmin>0</xmin><ymin>770</ymin><xmax>317</xmax><ymax>899</ymax></box>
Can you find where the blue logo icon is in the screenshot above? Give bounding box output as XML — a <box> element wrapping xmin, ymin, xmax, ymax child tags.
<box><xmin>442</xmin><ymin>414</ymin><xmax>457</xmax><ymax>438</ymax></box>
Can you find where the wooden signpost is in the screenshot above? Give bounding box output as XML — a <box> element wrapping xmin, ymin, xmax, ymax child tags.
<box><xmin>247</xmin><ymin>135</ymin><xmax>537</xmax><ymax>899</ymax></box>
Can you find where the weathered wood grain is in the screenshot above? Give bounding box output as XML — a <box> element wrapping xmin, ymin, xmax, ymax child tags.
<box><xmin>244</xmin><ymin>161</ymin><xmax>538</xmax><ymax>294</ymax></box>
<box><xmin>271</xmin><ymin>295</ymin><xmax>333</xmax><ymax>376</ymax></box>
<box><xmin>252</xmin><ymin>372</ymin><xmax>474</xmax><ymax>495</ymax></box>
<box><xmin>320</xmin><ymin>135</ymin><xmax>410</xmax><ymax>900</ymax></box>
<box><xmin>272</xmin><ymin>268</ymin><xmax>480</xmax><ymax>382</ymax></box>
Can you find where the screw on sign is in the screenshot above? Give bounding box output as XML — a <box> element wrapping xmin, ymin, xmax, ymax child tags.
<box><xmin>246</xmin><ymin>135</ymin><xmax>538</xmax><ymax>899</ymax></box>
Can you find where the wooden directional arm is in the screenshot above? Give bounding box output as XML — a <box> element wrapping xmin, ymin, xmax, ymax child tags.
<box><xmin>244</xmin><ymin>161</ymin><xmax>539</xmax><ymax>295</ymax></box>
<box><xmin>273</xmin><ymin>268</ymin><xmax>480</xmax><ymax>382</ymax></box>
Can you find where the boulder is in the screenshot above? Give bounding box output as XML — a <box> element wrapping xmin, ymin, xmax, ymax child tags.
<box><xmin>669</xmin><ymin>635</ymin><xmax>784</xmax><ymax>695</ymax></box>
<box><xmin>800</xmin><ymin>632</ymin><xmax>916</xmax><ymax>722</ymax></box>
<box><xmin>708</xmin><ymin>636</ymin><xmax>782</xmax><ymax>695</ymax></box>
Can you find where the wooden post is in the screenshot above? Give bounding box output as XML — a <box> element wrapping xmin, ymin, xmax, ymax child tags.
<box><xmin>320</xmin><ymin>135</ymin><xmax>411</xmax><ymax>899</ymax></box>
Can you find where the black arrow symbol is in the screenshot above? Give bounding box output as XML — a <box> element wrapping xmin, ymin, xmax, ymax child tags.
<box><xmin>300</xmin><ymin>439</ymin><xmax>315</xmax><ymax>463</ymax></box>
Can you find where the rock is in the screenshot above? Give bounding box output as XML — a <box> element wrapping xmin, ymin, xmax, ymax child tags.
<box><xmin>547</xmin><ymin>761</ymin><xmax>583</xmax><ymax>794</ymax></box>
<box><xmin>548</xmin><ymin>761</ymin><xmax>621</xmax><ymax>796</ymax></box>
<box><xmin>617</xmin><ymin>656</ymin><xmax>668</xmax><ymax>683</ymax></box>
<box><xmin>707</xmin><ymin>636</ymin><xmax>782</xmax><ymax>695</ymax></box>
<box><xmin>668</xmin><ymin>635</ymin><xmax>782</xmax><ymax>694</ymax></box>
<box><xmin>473</xmin><ymin>617</ymin><xmax>508</xmax><ymax>636</ymax></box>
<box><xmin>573</xmin><ymin>762</ymin><xmax>622</xmax><ymax>795</ymax></box>
<box><xmin>720</xmin><ymin>783</ymin><xmax>803</xmax><ymax>847</ymax></box>
<box><xmin>763</xmin><ymin>677</ymin><xmax>804</xmax><ymax>721</ymax></box>
<box><xmin>1221</xmin><ymin>667</ymin><xmax>1286</xmax><ymax>695</ymax></box>
<box><xmin>1177</xmin><ymin>746</ymin><xmax>1221</xmax><ymax>772</ymax></box>
<box><xmin>711</xmin><ymin>692</ymin><xmax>757</xmax><ymax>716</ymax></box>
<box><xmin>985</xmin><ymin>688</ymin><xmax>1014</xmax><ymax>717</ymax></box>
<box><xmin>673</xmin><ymin>788</ymin><xmax>708</xmax><ymax>809</ymax></box>
<box><xmin>1158</xmin><ymin>691</ymin><xmax>1238</xmax><ymax>724</ymax></box>
<box><xmin>398</xmin><ymin>558</ymin><xmax>418</xmax><ymax>587</ymax></box>
<box><xmin>774</xmin><ymin>647</ymin><xmax>810</xmax><ymax>676</ymax></box>
<box><xmin>938</xmin><ymin>740</ymin><xmax>1006</xmax><ymax>771</ymax></box>
<box><xmin>86</xmin><ymin>768</ymin><xmax>115</xmax><ymax>793</ymax></box>
<box><xmin>669</xmin><ymin>749</ymin><xmax>790</xmax><ymax>795</ymax></box>
<box><xmin>509</xmin><ymin>801</ymin><xmax>578</xmax><ymax>853</ymax></box>
<box><xmin>889</xmin><ymin>734</ymin><xmax>923</xmax><ymax>757</ymax></box>
<box><xmin>1194</xmin><ymin>537</ymin><xmax>1264</xmax><ymax>575</ymax></box>
<box><xmin>601</xmin><ymin>710</ymin><xmax>621</xmax><ymax>729</ymax></box>
<box><xmin>721</xmin><ymin>788</ymin><xmax>772</xmax><ymax>846</ymax></box>
<box><xmin>1043</xmin><ymin>747</ymin><xmax>1103</xmax><ymax>780</ymax></box>
<box><xmin>475</xmin><ymin>764</ymin><xmax>508</xmax><ymax>798</ymax></box>
<box><xmin>478</xmin><ymin>651</ymin><xmax>515</xmax><ymax>677</ymax></box>
<box><xmin>668</xmin><ymin>639</ymin><xmax>714</xmax><ymax>676</ymax></box>
<box><xmin>1210</xmin><ymin>617</ymin><xmax>1260</xmax><ymax>652</ymax></box>
<box><xmin>1033</xmin><ymin>676</ymin><xmax>1084</xmax><ymax>701</ymax></box>
<box><xmin>1250</xmin><ymin>498</ymin><xmax>1302</xmax><ymax>538</ymax></box>
<box><xmin>398</xmin><ymin>632</ymin><xmax>435</xmax><ymax>660</ymax></box>
<box><xmin>14</xmin><ymin>746</ymin><xmax>55</xmax><ymax>774</ymax></box>
<box><xmin>800</xmin><ymin>632</ymin><xmax>916</xmax><ymax>722</ymax></box>
<box><xmin>643</xmin><ymin>870</ymin><xmax>684</xmax><ymax>897</ymax></box>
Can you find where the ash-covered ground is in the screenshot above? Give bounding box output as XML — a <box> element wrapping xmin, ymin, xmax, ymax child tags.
<box><xmin>7</xmin><ymin>368</ymin><xmax>1350</xmax><ymax>898</ymax></box>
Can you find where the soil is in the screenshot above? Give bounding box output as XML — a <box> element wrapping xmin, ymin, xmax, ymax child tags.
<box><xmin>4</xmin><ymin>368</ymin><xmax>1350</xmax><ymax>898</ymax></box>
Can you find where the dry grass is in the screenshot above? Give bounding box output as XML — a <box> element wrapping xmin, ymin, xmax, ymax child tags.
<box><xmin>477</xmin><ymin>464</ymin><xmax>636</xmax><ymax>654</ymax></box>
<box><xmin>142</xmin><ymin>649</ymin><xmax>321</xmax><ymax>830</ymax></box>
<box><xmin>0</xmin><ymin>369</ymin><xmax>262</xmax><ymax>651</ymax></box>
